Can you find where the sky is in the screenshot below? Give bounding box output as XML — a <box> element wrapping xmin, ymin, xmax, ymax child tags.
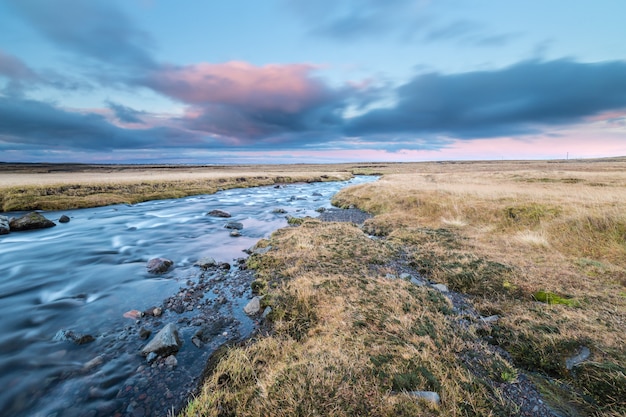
<box><xmin>1</xmin><ymin>0</ymin><xmax>625</xmax><ymax>164</ymax></box>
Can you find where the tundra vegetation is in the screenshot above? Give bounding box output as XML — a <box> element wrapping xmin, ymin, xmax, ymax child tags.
<box><xmin>1</xmin><ymin>160</ymin><xmax>624</xmax><ymax>416</ymax></box>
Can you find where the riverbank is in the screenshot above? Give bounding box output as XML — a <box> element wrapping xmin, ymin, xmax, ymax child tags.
<box><xmin>3</xmin><ymin>160</ymin><xmax>625</xmax><ymax>416</ymax></box>
<box><xmin>0</xmin><ymin>163</ymin><xmax>372</xmax><ymax>212</ymax></box>
<box><xmin>182</xmin><ymin>159</ymin><xmax>625</xmax><ymax>417</ymax></box>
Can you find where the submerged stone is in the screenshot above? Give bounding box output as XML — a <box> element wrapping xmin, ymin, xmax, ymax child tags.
<box><xmin>141</xmin><ymin>323</ymin><xmax>182</xmax><ymax>356</ymax></box>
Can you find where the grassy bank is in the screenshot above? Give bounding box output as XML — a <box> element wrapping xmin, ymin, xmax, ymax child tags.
<box><xmin>183</xmin><ymin>159</ymin><xmax>625</xmax><ymax>416</ymax></box>
<box><xmin>0</xmin><ymin>163</ymin><xmax>365</xmax><ymax>211</ymax></box>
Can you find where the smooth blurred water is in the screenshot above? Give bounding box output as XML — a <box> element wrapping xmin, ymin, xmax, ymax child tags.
<box><xmin>0</xmin><ymin>176</ymin><xmax>377</xmax><ymax>416</ymax></box>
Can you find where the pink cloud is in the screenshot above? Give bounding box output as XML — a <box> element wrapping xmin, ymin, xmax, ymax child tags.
<box><xmin>146</xmin><ymin>61</ymin><xmax>333</xmax><ymax>113</ymax></box>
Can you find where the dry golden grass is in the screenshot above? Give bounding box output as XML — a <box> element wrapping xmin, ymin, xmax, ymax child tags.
<box><xmin>0</xmin><ymin>163</ymin><xmax>362</xmax><ymax>211</ymax></box>
<box><xmin>183</xmin><ymin>159</ymin><xmax>625</xmax><ymax>417</ymax></box>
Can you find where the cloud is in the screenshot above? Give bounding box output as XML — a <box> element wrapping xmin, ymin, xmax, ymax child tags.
<box><xmin>6</xmin><ymin>0</ymin><xmax>156</xmax><ymax>69</ymax></box>
<box><xmin>0</xmin><ymin>97</ymin><xmax>201</xmax><ymax>151</ymax></box>
<box><xmin>142</xmin><ymin>61</ymin><xmax>351</xmax><ymax>142</ymax></box>
<box><xmin>346</xmin><ymin>59</ymin><xmax>626</xmax><ymax>140</ymax></box>
<box><xmin>106</xmin><ymin>101</ymin><xmax>146</xmax><ymax>124</ymax></box>
<box><xmin>0</xmin><ymin>49</ymin><xmax>88</xmax><ymax>96</ymax></box>
<box><xmin>424</xmin><ymin>20</ymin><xmax>518</xmax><ymax>47</ymax></box>
<box><xmin>286</xmin><ymin>0</ymin><xmax>423</xmax><ymax>41</ymax></box>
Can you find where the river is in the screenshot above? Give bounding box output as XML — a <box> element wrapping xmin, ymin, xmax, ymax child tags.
<box><xmin>0</xmin><ymin>175</ymin><xmax>377</xmax><ymax>417</ymax></box>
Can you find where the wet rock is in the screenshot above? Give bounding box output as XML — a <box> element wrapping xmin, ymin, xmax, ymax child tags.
<box><xmin>146</xmin><ymin>257</ymin><xmax>173</xmax><ymax>274</ymax></box>
<box><xmin>194</xmin><ymin>318</ymin><xmax>230</xmax><ymax>343</ymax></box>
<box><xmin>83</xmin><ymin>355</ymin><xmax>104</xmax><ymax>371</ymax></box>
<box><xmin>9</xmin><ymin>212</ymin><xmax>56</xmax><ymax>231</ymax></box>
<box><xmin>262</xmin><ymin>307</ymin><xmax>272</xmax><ymax>320</ymax></box>
<box><xmin>218</xmin><ymin>262</ymin><xmax>231</xmax><ymax>270</ymax></box>
<box><xmin>244</xmin><ymin>296</ymin><xmax>261</xmax><ymax>315</ymax></box>
<box><xmin>141</xmin><ymin>323</ymin><xmax>182</xmax><ymax>356</ymax></box>
<box><xmin>230</xmin><ymin>230</ymin><xmax>241</xmax><ymax>237</ymax></box>
<box><xmin>315</xmin><ymin>207</ymin><xmax>326</xmax><ymax>213</ymax></box>
<box><xmin>164</xmin><ymin>355</ymin><xmax>178</xmax><ymax>368</ymax></box>
<box><xmin>139</xmin><ymin>328</ymin><xmax>152</xmax><ymax>340</ymax></box>
<box><xmin>0</xmin><ymin>215</ymin><xmax>10</xmax><ymax>235</ymax></box>
<box><xmin>58</xmin><ymin>215</ymin><xmax>70</xmax><ymax>223</ymax></box>
<box><xmin>53</xmin><ymin>329</ymin><xmax>95</xmax><ymax>345</ymax></box>
<box><xmin>195</xmin><ymin>257</ymin><xmax>217</xmax><ymax>269</ymax></box>
<box><xmin>312</xmin><ymin>192</ymin><xmax>323</xmax><ymax>197</ymax></box>
<box><xmin>152</xmin><ymin>307</ymin><xmax>162</xmax><ymax>317</ymax></box>
<box><xmin>408</xmin><ymin>391</ymin><xmax>441</xmax><ymax>405</ymax></box>
<box><xmin>207</xmin><ymin>209</ymin><xmax>231</xmax><ymax>218</ymax></box>
<box><xmin>124</xmin><ymin>309</ymin><xmax>143</xmax><ymax>319</ymax></box>
<box><xmin>146</xmin><ymin>352</ymin><xmax>158</xmax><ymax>364</ymax></box>
<box><xmin>272</xmin><ymin>208</ymin><xmax>287</xmax><ymax>214</ymax></box>
<box><xmin>224</xmin><ymin>221</ymin><xmax>243</xmax><ymax>230</ymax></box>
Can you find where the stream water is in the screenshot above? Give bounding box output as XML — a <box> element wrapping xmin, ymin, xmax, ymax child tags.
<box><xmin>0</xmin><ymin>175</ymin><xmax>377</xmax><ymax>417</ymax></box>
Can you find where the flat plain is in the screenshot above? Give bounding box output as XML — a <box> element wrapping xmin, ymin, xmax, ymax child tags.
<box><xmin>2</xmin><ymin>159</ymin><xmax>625</xmax><ymax>416</ymax></box>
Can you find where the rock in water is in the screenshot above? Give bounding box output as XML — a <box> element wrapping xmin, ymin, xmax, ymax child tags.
<box><xmin>58</xmin><ymin>215</ymin><xmax>70</xmax><ymax>223</ymax></box>
<box><xmin>194</xmin><ymin>257</ymin><xmax>217</xmax><ymax>269</ymax></box>
<box><xmin>224</xmin><ymin>221</ymin><xmax>243</xmax><ymax>230</ymax></box>
<box><xmin>9</xmin><ymin>212</ymin><xmax>56</xmax><ymax>231</ymax></box>
<box><xmin>0</xmin><ymin>215</ymin><xmax>9</xmax><ymax>235</ymax></box>
<box><xmin>146</xmin><ymin>257</ymin><xmax>173</xmax><ymax>274</ymax></box>
<box><xmin>141</xmin><ymin>323</ymin><xmax>182</xmax><ymax>356</ymax></box>
<box><xmin>207</xmin><ymin>209</ymin><xmax>232</xmax><ymax>218</ymax></box>
<box><xmin>244</xmin><ymin>296</ymin><xmax>261</xmax><ymax>315</ymax></box>
<box><xmin>54</xmin><ymin>329</ymin><xmax>95</xmax><ymax>345</ymax></box>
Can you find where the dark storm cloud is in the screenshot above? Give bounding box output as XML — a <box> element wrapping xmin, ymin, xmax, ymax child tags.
<box><xmin>346</xmin><ymin>59</ymin><xmax>626</xmax><ymax>139</ymax></box>
<box><xmin>6</xmin><ymin>0</ymin><xmax>156</xmax><ymax>69</ymax></box>
<box><xmin>0</xmin><ymin>97</ymin><xmax>199</xmax><ymax>150</ymax></box>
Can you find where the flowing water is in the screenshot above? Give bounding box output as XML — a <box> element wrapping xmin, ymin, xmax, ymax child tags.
<box><xmin>0</xmin><ymin>176</ymin><xmax>377</xmax><ymax>417</ymax></box>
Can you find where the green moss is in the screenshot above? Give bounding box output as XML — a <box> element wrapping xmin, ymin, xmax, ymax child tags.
<box><xmin>533</xmin><ymin>290</ymin><xmax>581</xmax><ymax>307</ymax></box>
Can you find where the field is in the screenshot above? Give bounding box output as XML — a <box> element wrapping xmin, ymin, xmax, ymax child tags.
<box><xmin>2</xmin><ymin>160</ymin><xmax>625</xmax><ymax>416</ymax></box>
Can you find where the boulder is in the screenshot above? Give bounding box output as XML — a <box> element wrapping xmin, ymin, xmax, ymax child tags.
<box><xmin>9</xmin><ymin>212</ymin><xmax>56</xmax><ymax>231</ymax></box>
<box><xmin>195</xmin><ymin>257</ymin><xmax>217</xmax><ymax>269</ymax></box>
<box><xmin>0</xmin><ymin>215</ymin><xmax>9</xmax><ymax>235</ymax></box>
<box><xmin>54</xmin><ymin>329</ymin><xmax>95</xmax><ymax>345</ymax></box>
<box><xmin>207</xmin><ymin>209</ymin><xmax>231</xmax><ymax>218</ymax></box>
<box><xmin>141</xmin><ymin>323</ymin><xmax>182</xmax><ymax>356</ymax></box>
<box><xmin>58</xmin><ymin>215</ymin><xmax>70</xmax><ymax>223</ymax></box>
<box><xmin>146</xmin><ymin>257</ymin><xmax>173</xmax><ymax>274</ymax></box>
<box><xmin>244</xmin><ymin>296</ymin><xmax>261</xmax><ymax>315</ymax></box>
<box><xmin>224</xmin><ymin>221</ymin><xmax>243</xmax><ymax>230</ymax></box>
